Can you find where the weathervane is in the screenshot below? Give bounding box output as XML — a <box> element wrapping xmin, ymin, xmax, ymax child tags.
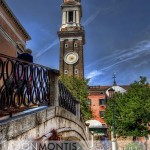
<box><xmin>112</xmin><ymin>72</ymin><xmax>117</xmax><ymax>86</ymax></box>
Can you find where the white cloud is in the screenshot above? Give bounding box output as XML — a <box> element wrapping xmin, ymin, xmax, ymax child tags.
<box><xmin>86</xmin><ymin>70</ymin><xmax>104</xmax><ymax>79</ymax></box>
<box><xmin>83</xmin><ymin>0</ymin><xmax>119</xmax><ymax>27</ymax></box>
<box><xmin>34</xmin><ymin>39</ymin><xmax>59</xmax><ymax>59</ymax></box>
<box><xmin>34</xmin><ymin>0</ymin><xmax>119</xmax><ymax>59</ymax></box>
<box><xmin>83</xmin><ymin>8</ymin><xmax>101</xmax><ymax>26</ymax></box>
<box><xmin>85</xmin><ymin>40</ymin><xmax>150</xmax><ymax>83</ymax></box>
<box><xmin>86</xmin><ymin>40</ymin><xmax>150</xmax><ymax>70</ymax></box>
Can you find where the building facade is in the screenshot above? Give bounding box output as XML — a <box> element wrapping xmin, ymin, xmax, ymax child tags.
<box><xmin>58</xmin><ymin>0</ymin><xmax>85</xmax><ymax>78</ymax></box>
<box><xmin>88</xmin><ymin>85</ymin><xmax>129</xmax><ymax>136</ymax></box>
<box><xmin>0</xmin><ymin>0</ymin><xmax>30</xmax><ymax>57</ymax></box>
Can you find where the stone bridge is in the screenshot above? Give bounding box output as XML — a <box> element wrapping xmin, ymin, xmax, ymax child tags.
<box><xmin>0</xmin><ymin>54</ymin><xmax>92</xmax><ymax>150</ymax></box>
<box><xmin>0</xmin><ymin>106</ymin><xmax>91</xmax><ymax>150</ymax></box>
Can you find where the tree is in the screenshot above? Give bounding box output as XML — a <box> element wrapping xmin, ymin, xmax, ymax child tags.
<box><xmin>60</xmin><ymin>76</ymin><xmax>92</xmax><ymax>120</ymax></box>
<box><xmin>105</xmin><ymin>77</ymin><xmax>150</xmax><ymax>139</ymax></box>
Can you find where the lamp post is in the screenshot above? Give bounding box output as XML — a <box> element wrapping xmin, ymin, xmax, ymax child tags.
<box><xmin>108</xmin><ymin>88</ymin><xmax>117</xmax><ymax>150</ymax></box>
<box><xmin>91</xmin><ymin>131</ymin><xmax>94</xmax><ymax>148</ymax></box>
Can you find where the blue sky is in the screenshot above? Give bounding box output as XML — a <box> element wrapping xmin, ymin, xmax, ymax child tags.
<box><xmin>5</xmin><ymin>0</ymin><xmax>150</xmax><ymax>85</ymax></box>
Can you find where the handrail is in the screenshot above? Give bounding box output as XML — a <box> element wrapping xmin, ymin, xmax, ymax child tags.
<box><xmin>0</xmin><ymin>53</ymin><xmax>81</xmax><ymax>118</ymax></box>
<box><xmin>0</xmin><ymin>53</ymin><xmax>59</xmax><ymax>74</ymax></box>
<box><xmin>0</xmin><ymin>53</ymin><xmax>54</xmax><ymax>116</ymax></box>
<box><xmin>58</xmin><ymin>80</ymin><xmax>80</xmax><ymax>116</ymax></box>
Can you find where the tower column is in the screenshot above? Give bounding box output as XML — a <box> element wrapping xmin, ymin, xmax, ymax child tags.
<box><xmin>62</xmin><ymin>11</ymin><xmax>66</xmax><ymax>24</ymax></box>
<box><xmin>76</xmin><ymin>11</ymin><xmax>79</xmax><ymax>24</ymax></box>
<box><xmin>67</xmin><ymin>11</ymin><xmax>69</xmax><ymax>23</ymax></box>
<box><xmin>73</xmin><ymin>11</ymin><xmax>76</xmax><ymax>23</ymax></box>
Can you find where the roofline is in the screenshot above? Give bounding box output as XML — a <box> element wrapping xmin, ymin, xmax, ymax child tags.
<box><xmin>88</xmin><ymin>85</ymin><xmax>130</xmax><ymax>90</ymax></box>
<box><xmin>89</xmin><ymin>85</ymin><xmax>130</xmax><ymax>87</ymax></box>
<box><xmin>1</xmin><ymin>0</ymin><xmax>31</xmax><ymax>40</ymax></box>
<box><xmin>61</xmin><ymin>1</ymin><xmax>82</xmax><ymax>17</ymax></box>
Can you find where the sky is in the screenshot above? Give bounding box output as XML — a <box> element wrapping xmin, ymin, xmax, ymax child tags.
<box><xmin>5</xmin><ymin>0</ymin><xmax>150</xmax><ymax>85</ymax></box>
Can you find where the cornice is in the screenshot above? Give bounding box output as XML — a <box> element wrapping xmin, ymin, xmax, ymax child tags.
<box><xmin>0</xmin><ymin>24</ymin><xmax>16</xmax><ymax>46</ymax></box>
<box><xmin>58</xmin><ymin>30</ymin><xmax>85</xmax><ymax>44</ymax></box>
<box><xmin>62</xmin><ymin>1</ymin><xmax>80</xmax><ymax>6</ymax></box>
<box><xmin>0</xmin><ymin>0</ymin><xmax>31</xmax><ymax>40</ymax></box>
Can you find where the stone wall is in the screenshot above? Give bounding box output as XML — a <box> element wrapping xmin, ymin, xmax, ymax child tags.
<box><xmin>0</xmin><ymin>106</ymin><xmax>90</xmax><ymax>150</ymax></box>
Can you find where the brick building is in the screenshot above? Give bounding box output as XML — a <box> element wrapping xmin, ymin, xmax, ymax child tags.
<box><xmin>88</xmin><ymin>85</ymin><xmax>129</xmax><ymax>136</ymax></box>
<box><xmin>58</xmin><ymin>0</ymin><xmax>85</xmax><ymax>78</ymax></box>
<box><xmin>0</xmin><ymin>0</ymin><xmax>30</xmax><ymax>57</ymax></box>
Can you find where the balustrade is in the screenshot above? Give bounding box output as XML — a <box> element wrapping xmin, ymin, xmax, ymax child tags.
<box><xmin>58</xmin><ymin>80</ymin><xmax>80</xmax><ymax>116</ymax></box>
<box><xmin>0</xmin><ymin>53</ymin><xmax>80</xmax><ymax>118</ymax></box>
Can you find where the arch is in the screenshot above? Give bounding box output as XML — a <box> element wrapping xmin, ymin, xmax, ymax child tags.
<box><xmin>0</xmin><ymin>106</ymin><xmax>91</xmax><ymax>150</ymax></box>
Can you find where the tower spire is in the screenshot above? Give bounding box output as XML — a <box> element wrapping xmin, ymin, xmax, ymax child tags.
<box><xmin>112</xmin><ymin>73</ymin><xmax>117</xmax><ymax>86</ymax></box>
<box><xmin>58</xmin><ymin>0</ymin><xmax>85</xmax><ymax>78</ymax></box>
<box><xmin>64</xmin><ymin>0</ymin><xmax>81</xmax><ymax>3</ymax></box>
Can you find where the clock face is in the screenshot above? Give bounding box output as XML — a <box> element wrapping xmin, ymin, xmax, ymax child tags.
<box><xmin>64</xmin><ymin>52</ymin><xmax>79</xmax><ymax>65</ymax></box>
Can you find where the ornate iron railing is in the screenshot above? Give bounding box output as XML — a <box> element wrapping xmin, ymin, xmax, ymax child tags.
<box><xmin>0</xmin><ymin>53</ymin><xmax>81</xmax><ymax>118</ymax></box>
<box><xmin>58</xmin><ymin>80</ymin><xmax>79</xmax><ymax>115</ymax></box>
<box><xmin>0</xmin><ymin>53</ymin><xmax>51</xmax><ymax>116</ymax></box>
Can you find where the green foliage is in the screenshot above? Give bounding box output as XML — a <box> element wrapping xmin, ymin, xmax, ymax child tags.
<box><xmin>105</xmin><ymin>76</ymin><xmax>150</xmax><ymax>138</ymax></box>
<box><xmin>60</xmin><ymin>76</ymin><xmax>92</xmax><ymax>120</ymax></box>
<box><xmin>124</xmin><ymin>142</ymin><xmax>144</xmax><ymax>150</ymax></box>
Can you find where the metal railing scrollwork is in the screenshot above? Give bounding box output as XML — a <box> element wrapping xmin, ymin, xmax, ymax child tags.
<box><xmin>58</xmin><ymin>80</ymin><xmax>80</xmax><ymax>116</ymax></box>
<box><xmin>0</xmin><ymin>53</ymin><xmax>51</xmax><ymax>115</ymax></box>
<box><xmin>0</xmin><ymin>53</ymin><xmax>81</xmax><ymax>118</ymax></box>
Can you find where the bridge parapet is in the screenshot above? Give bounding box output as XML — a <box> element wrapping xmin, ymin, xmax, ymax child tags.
<box><xmin>0</xmin><ymin>54</ymin><xmax>91</xmax><ymax>149</ymax></box>
<box><xmin>0</xmin><ymin>106</ymin><xmax>91</xmax><ymax>149</ymax></box>
<box><xmin>58</xmin><ymin>80</ymin><xmax>80</xmax><ymax>118</ymax></box>
<box><xmin>0</xmin><ymin>53</ymin><xmax>54</xmax><ymax>116</ymax></box>
<box><xmin>0</xmin><ymin>53</ymin><xmax>81</xmax><ymax>120</ymax></box>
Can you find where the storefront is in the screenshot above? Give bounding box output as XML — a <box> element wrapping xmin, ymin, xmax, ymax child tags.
<box><xmin>86</xmin><ymin>120</ymin><xmax>108</xmax><ymax>138</ymax></box>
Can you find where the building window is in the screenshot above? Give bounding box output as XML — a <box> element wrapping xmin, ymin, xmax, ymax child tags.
<box><xmin>88</xmin><ymin>99</ymin><xmax>91</xmax><ymax>105</ymax></box>
<box><xmin>74</xmin><ymin>43</ymin><xmax>77</xmax><ymax>47</ymax></box>
<box><xmin>65</xmin><ymin>44</ymin><xmax>68</xmax><ymax>48</ymax></box>
<box><xmin>100</xmin><ymin>111</ymin><xmax>105</xmax><ymax>118</ymax></box>
<box><xmin>100</xmin><ymin>91</ymin><xmax>104</xmax><ymax>94</ymax></box>
<box><xmin>74</xmin><ymin>69</ymin><xmax>79</xmax><ymax>74</ymax></box>
<box><xmin>69</xmin><ymin>11</ymin><xmax>73</xmax><ymax>22</ymax></box>
<box><xmin>64</xmin><ymin>70</ymin><xmax>68</xmax><ymax>74</ymax></box>
<box><xmin>99</xmin><ymin>99</ymin><xmax>106</xmax><ymax>106</ymax></box>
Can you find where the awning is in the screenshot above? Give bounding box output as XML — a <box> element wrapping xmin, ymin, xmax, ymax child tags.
<box><xmin>86</xmin><ymin>120</ymin><xmax>103</xmax><ymax>128</ymax></box>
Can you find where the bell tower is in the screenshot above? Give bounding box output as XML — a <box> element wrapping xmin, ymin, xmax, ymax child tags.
<box><xmin>58</xmin><ymin>0</ymin><xmax>85</xmax><ymax>78</ymax></box>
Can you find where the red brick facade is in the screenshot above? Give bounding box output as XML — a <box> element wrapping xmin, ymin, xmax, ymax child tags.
<box><xmin>88</xmin><ymin>85</ymin><xmax>129</xmax><ymax>125</ymax></box>
<box><xmin>88</xmin><ymin>86</ymin><xmax>110</xmax><ymax>126</ymax></box>
<box><xmin>0</xmin><ymin>0</ymin><xmax>30</xmax><ymax>57</ymax></box>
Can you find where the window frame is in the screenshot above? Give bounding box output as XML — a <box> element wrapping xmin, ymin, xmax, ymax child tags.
<box><xmin>99</xmin><ymin>99</ymin><xmax>106</xmax><ymax>106</ymax></box>
<box><xmin>65</xmin><ymin>44</ymin><xmax>68</xmax><ymax>48</ymax></box>
<box><xmin>74</xmin><ymin>43</ymin><xmax>78</xmax><ymax>47</ymax></box>
<box><xmin>88</xmin><ymin>99</ymin><xmax>91</xmax><ymax>105</ymax></box>
<box><xmin>100</xmin><ymin>91</ymin><xmax>104</xmax><ymax>94</ymax></box>
<box><xmin>74</xmin><ymin>69</ymin><xmax>79</xmax><ymax>74</ymax></box>
<box><xmin>100</xmin><ymin>111</ymin><xmax>105</xmax><ymax>118</ymax></box>
<box><xmin>69</xmin><ymin>11</ymin><xmax>73</xmax><ymax>22</ymax></box>
<box><xmin>64</xmin><ymin>70</ymin><xmax>68</xmax><ymax>74</ymax></box>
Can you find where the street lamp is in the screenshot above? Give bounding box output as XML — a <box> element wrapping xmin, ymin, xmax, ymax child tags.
<box><xmin>108</xmin><ymin>88</ymin><xmax>117</xmax><ymax>150</ymax></box>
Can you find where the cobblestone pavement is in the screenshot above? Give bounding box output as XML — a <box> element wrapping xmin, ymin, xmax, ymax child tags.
<box><xmin>91</xmin><ymin>140</ymin><xmax>111</xmax><ymax>150</ymax></box>
<box><xmin>91</xmin><ymin>139</ymin><xmax>150</xmax><ymax>150</ymax></box>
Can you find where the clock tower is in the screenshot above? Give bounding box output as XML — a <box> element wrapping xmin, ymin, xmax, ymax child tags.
<box><xmin>58</xmin><ymin>0</ymin><xmax>85</xmax><ymax>78</ymax></box>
